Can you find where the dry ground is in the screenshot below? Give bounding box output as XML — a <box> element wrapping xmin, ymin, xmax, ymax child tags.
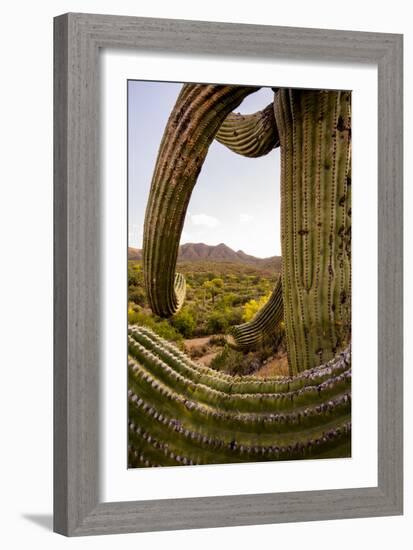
<box><xmin>184</xmin><ymin>335</ymin><xmax>289</xmax><ymax>376</ymax></box>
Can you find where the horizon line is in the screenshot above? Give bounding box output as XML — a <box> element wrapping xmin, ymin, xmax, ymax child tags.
<box><xmin>128</xmin><ymin>241</ymin><xmax>281</xmax><ymax>260</ymax></box>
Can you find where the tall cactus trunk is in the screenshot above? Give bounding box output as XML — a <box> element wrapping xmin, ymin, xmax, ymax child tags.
<box><xmin>274</xmin><ymin>89</ymin><xmax>351</xmax><ymax>375</ymax></box>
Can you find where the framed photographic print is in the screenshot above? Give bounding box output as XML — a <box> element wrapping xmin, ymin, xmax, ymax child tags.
<box><xmin>54</xmin><ymin>13</ymin><xmax>403</xmax><ymax>536</ymax></box>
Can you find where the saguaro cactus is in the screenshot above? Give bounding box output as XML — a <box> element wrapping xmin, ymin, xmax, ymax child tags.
<box><xmin>274</xmin><ymin>89</ymin><xmax>351</xmax><ymax>374</ymax></box>
<box><xmin>141</xmin><ymin>84</ymin><xmax>351</xmax><ymax>375</ymax></box>
<box><xmin>128</xmin><ymin>325</ymin><xmax>351</xmax><ymax>467</ymax></box>
<box><xmin>130</xmin><ymin>84</ymin><xmax>352</xmax><ymax>467</ymax></box>
<box><xmin>143</xmin><ymin>84</ymin><xmax>259</xmax><ymax>317</ymax></box>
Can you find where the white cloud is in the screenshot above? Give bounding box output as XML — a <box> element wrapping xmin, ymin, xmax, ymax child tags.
<box><xmin>190</xmin><ymin>213</ymin><xmax>220</xmax><ymax>228</ymax></box>
<box><xmin>180</xmin><ymin>231</ymin><xmax>194</xmax><ymax>243</ymax></box>
<box><xmin>240</xmin><ymin>213</ymin><xmax>253</xmax><ymax>224</ymax></box>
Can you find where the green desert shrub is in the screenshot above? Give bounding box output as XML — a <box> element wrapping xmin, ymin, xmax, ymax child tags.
<box><xmin>226</xmin><ymin>307</ymin><xmax>243</xmax><ymax>326</ymax></box>
<box><xmin>127</xmin><ymin>309</ymin><xmax>183</xmax><ymax>346</ymax></box>
<box><xmin>170</xmin><ymin>306</ymin><xmax>197</xmax><ymax>338</ymax></box>
<box><xmin>206</xmin><ymin>311</ymin><xmax>230</xmax><ymax>334</ymax></box>
<box><xmin>210</xmin><ymin>345</ymin><xmax>260</xmax><ymax>376</ymax></box>
<box><xmin>220</xmin><ymin>292</ymin><xmax>238</xmax><ymax>306</ymax></box>
<box><xmin>127</xmin><ymin>262</ymin><xmax>143</xmax><ymax>287</ymax></box>
<box><xmin>129</xmin><ymin>287</ymin><xmax>146</xmax><ymax>306</ymax></box>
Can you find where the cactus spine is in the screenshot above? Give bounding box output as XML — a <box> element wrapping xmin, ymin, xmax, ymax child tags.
<box><xmin>143</xmin><ymin>84</ymin><xmax>259</xmax><ymax>317</ymax></box>
<box><xmin>274</xmin><ymin>89</ymin><xmax>351</xmax><ymax>374</ymax></box>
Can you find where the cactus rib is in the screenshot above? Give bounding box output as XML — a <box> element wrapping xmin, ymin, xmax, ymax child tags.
<box><xmin>129</xmin><ymin>325</ymin><xmax>351</xmax><ymax>395</ymax></box>
<box><xmin>232</xmin><ymin>276</ymin><xmax>283</xmax><ymax>349</ymax></box>
<box><xmin>215</xmin><ymin>102</ymin><xmax>280</xmax><ymax>157</ymax></box>
<box><xmin>274</xmin><ymin>89</ymin><xmax>352</xmax><ymax>374</ymax></box>
<box><xmin>128</xmin><ymin>325</ymin><xmax>351</xmax><ymax>467</ymax></box>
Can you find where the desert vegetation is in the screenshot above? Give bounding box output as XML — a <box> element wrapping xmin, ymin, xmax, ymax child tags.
<box><xmin>128</xmin><ymin>242</ymin><xmax>286</xmax><ymax>375</ymax></box>
<box><xmin>128</xmin><ymin>84</ymin><xmax>352</xmax><ymax>467</ymax></box>
<box><xmin>129</xmin><ymin>256</ymin><xmax>278</xmax><ymax>337</ymax></box>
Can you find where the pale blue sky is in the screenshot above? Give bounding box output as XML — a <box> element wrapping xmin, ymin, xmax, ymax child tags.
<box><xmin>128</xmin><ymin>81</ymin><xmax>281</xmax><ymax>258</ymax></box>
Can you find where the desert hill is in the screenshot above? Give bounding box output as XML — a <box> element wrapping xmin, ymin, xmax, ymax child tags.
<box><xmin>128</xmin><ymin>243</ymin><xmax>281</xmax><ymax>271</ymax></box>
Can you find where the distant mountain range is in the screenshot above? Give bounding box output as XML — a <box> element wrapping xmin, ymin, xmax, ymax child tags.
<box><xmin>128</xmin><ymin>243</ymin><xmax>281</xmax><ymax>271</ymax></box>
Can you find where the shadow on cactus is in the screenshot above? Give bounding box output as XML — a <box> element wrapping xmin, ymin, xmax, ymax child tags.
<box><xmin>128</xmin><ymin>81</ymin><xmax>351</xmax><ymax>468</ymax></box>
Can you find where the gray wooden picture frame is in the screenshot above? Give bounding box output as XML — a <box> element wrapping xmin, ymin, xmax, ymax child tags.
<box><xmin>54</xmin><ymin>12</ymin><xmax>403</xmax><ymax>537</ymax></box>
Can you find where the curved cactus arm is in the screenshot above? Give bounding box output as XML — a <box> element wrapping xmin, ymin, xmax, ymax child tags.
<box><xmin>143</xmin><ymin>84</ymin><xmax>260</xmax><ymax>317</ymax></box>
<box><xmin>129</xmin><ymin>324</ymin><xmax>351</xmax><ymax>394</ymax></box>
<box><xmin>231</xmin><ymin>276</ymin><xmax>283</xmax><ymax>349</ymax></box>
<box><xmin>173</xmin><ymin>273</ymin><xmax>186</xmax><ymax>312</ymax></box>
<box><xmin>215</xmin><ymin>102</ymin><xmax>280</xmax><ymax>158</ymax></box>
<box><xmin>128</xmin><ymin>326</ymin><xmax>351</xmax><ymax>467</ymax></box>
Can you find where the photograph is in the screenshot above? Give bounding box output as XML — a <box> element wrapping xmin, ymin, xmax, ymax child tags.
<box><xmin>127</xmin><ymin>80</ymin><xmax>352</xmax><ymax>468</ymax></box>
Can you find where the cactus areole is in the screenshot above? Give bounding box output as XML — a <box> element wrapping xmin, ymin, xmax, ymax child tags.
<box><xmin>142</xmin><ymin>84</ymin><xmax>351</xmax><ymax>375</ymax></box>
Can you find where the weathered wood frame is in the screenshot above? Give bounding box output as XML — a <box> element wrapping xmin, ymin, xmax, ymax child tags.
<box><xmin>54</xmin><ymin>13</ymin><xmax>403</xmax><ymax>536</ymax></box>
